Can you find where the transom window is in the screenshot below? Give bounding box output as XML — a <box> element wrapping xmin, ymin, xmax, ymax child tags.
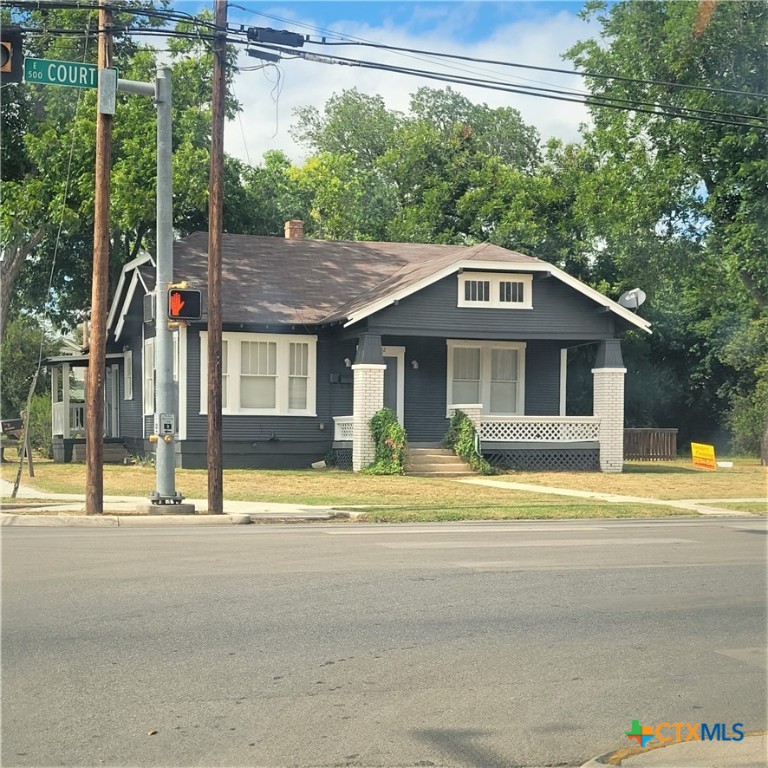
<box><xmin>458</xmin><ymin>273</ymin><xmax>533</xmax><ymax>309</ymax></box>
<box><xmin>199</xmin><ymin>332</ymin><xmax>316</xmax><ymax>416</ymax></box>
<box><xmin>447</xmin><ymin>340</ymin><xmax>526</xmax><ymax>415</ymax></box>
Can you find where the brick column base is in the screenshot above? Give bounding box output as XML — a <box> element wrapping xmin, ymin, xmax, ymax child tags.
<box><xmin>352</xmin><ymin>364</ymin><xmax>386</xmax><ymax>471</ymax></box>
<box><xmin>592</xmin><ymin>368</ymin><xmax>626</xmax><ymax>473</ymax></box>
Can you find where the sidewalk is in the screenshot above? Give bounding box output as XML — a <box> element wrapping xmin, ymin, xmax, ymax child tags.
<box><xmin>457</xmin><ymin>478</ymin><xmax>764</xmax><ymax>516</ymax></box>
<box><xmin>581</xmin><ymin>731</ymin><xmax>767</xmax><ymax>768</ymax></box>
<box><xmin>0</xmin><ymin>478</ymin><xmax>343</xmax><ymax>525</ymax></box>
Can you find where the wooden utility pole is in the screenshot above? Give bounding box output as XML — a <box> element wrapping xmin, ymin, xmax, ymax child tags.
<box><xmin>85</xmin><ymin>2</ymin><xmax>113</xmax><ymax>514</ymax></box>
<box><xmin>207</xmin><ymin>0</ymin><xmax>226</xmax><ymax>513</ymax></box>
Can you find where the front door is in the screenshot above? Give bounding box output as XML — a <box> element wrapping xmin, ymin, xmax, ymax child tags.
<box><xmin>382</xmin><ymin>346</ymin><xmax>404</xmax><ymax>425</ymax></box>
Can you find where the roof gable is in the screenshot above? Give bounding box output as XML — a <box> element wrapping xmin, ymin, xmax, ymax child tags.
<box><xmin>108</xmin><ymin>233</ymin><xmax>651</xmax><ymax>335</ymax></box>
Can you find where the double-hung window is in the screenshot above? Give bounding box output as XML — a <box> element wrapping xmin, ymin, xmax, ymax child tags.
<box><xmin>200</xmin><ymin>332</ymin><xmax>316</xmax><ymax>416</ymax></box>
<box><xmin>458</xmin><ymin>273</ymin><xmax>533</xmax><ymax>309</ymax></box>
<box><xmin>124</xmin><ymin>350</ymin><xmax>133</xmax><ymax>400</ymax></box>
<box><xmin>143</xmin><ymin>338</ymin><xmax>155</xmax><ymax>415</ymax></box>
<box><xmin>447</xmin><ymin>340</ymin><xmax>526</xmax><ymax>415</ymax></box>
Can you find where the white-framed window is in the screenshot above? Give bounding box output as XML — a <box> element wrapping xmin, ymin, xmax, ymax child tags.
<box><xmin>447</xmin><ymin>340</ymin><xmax>526</xmax><ymax>415</ymax></box>
<box><xmin>199</xmin><ymin>332</ymin><xmax>316</xmax><ymax>416</ymax></box>
<box><xmin>457</xmin><ymin>273</ymin><xmax>533</xmax><ymax>309</ymax></box>
<box><xmin>123</xmin><ymin>350</ymin><xmax>133</xmax><ymax>400</ymax></box>
<box><xmin>172</xmin><ymin>332</ymin><xmax>179</xmax><ymax>383</ymax></box>
<box><xmin>143</xmin><ymin>338</ymin><xmax>155</xmax><ymax>415</ymax></box>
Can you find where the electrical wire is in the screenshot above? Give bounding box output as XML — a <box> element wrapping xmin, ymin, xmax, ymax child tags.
<box><xmin>7</xmin><ymin>2</ymin><xmax>767</xmax><ymax>131</ymax></box>
<box><xmin>243</xmin><ymin>44</ymin><xmax>768</xmax><ymax>130</ymax></box>
<box><xmin>227</xmin><ymin>3</ymin><xmax>768</xmax><ymax>102</ymax></box>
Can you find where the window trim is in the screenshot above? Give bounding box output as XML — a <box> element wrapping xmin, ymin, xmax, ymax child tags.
<box><xmin>199</xmin><ymin>331</ymin><xmax>317</xmax><ymax>416</ymax></box>
<box><xmin>457</xmin><ymin>272</ymin><xmax>533</xmax><ymax>309</ymax></box>
<box><xmin>143</xmin><ymin>338</ymin><xmax>155</xmax><ymax>416</ymax></box>
<box><xmin>123</xmin><ymin>349</ymin><xmax>133</xmax><ymax>400</ymax></box>
<box><xmin>446</xmin><ymin>340</ymin><xmax>526</xmax><ymax>416</ymax></box>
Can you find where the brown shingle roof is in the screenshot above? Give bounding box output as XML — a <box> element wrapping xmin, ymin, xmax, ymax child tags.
<box><xmin>172</xmin><ymin>233</ymin><xmax>541</xmax><ymax>326</ymax></box>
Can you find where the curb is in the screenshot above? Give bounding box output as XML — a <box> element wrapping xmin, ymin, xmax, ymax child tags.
<box><xmin>1</xmin><ymin>513</ymin><xmax>252</xmax><ymax>526</ymax></box>
<box><xmin>580</xmin><ymin>731</ymin><xmax>768</xmax><ymax>767</ymax></box>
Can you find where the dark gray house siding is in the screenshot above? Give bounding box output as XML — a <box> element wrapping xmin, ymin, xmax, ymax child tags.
<box><xmin>177</xmin><ymin>330</ymin><xmax>353</xmax><ymax>469</ymax></box>
<box><xmin>524</xmin><ymin>341</ymin><xmax>562</xmax><ymax>416</ymax></box>
<box><xmin>367</xmin><ymin>273</ymin><xmax>615</xmax><ymax>340</ymax></box>
<box><xmin>378</xmin><ymin>336</ymin><xmax>564</xmax><ymax>444</ymax></box>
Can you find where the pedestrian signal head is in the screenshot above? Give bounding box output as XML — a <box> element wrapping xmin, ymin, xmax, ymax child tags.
<box><xmin>167</xmin><ymin>289</ymin><xmax>202</xmax><ymax>321</ymax></box>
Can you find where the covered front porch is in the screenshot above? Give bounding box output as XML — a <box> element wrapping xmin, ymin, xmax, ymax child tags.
<box><xmin>48</xmin><ymin>353</ymin><xmax>126</xmax><ymax>462</ymax></box>
<box><xmin>331</xmin><ymin>335</ymin><xmax>626</xmax><ymax>474</ymax></box>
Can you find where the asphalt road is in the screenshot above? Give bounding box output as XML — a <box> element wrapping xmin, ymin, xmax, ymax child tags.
<box><xmin>2</xmin><ymin>518</ymin><xmax>766</xmax><ymax>768</ymax></box>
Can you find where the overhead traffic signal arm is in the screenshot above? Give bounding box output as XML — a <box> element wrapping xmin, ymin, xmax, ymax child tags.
<box><xmin>0</xmin><ymin>26</ymin><xmax>23</xmax><ymax>83</ymax></box>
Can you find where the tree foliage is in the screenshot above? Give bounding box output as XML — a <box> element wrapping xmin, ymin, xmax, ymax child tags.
<box><xmin>0</xmin><ymin>4</ymin><xmax>240</xmax><ymax>337</ymax></box>
<box><xmin>566</xmin><ymin>0</ymin><xmax>768</xmax><ymax>456</ymax></box>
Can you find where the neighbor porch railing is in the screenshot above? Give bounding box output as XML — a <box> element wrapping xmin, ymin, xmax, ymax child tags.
<box><xmin>476</xmin><ymin>416</ymin><xmax>600</xmax><ymax>444</ymax></box>
<box><xmin>333</xmin><ymin>415</ymin><xmax>354</xmax><ymax>442</ymax></box>
<box><xmin>52</xmin><ymin>402</ymin><xmax>86</xmax><ymax>438</ymax></box>
<box><xmin>623</xmin><ymin>428</ymin><xmax>678</xmax><ymax>460</ymax></box>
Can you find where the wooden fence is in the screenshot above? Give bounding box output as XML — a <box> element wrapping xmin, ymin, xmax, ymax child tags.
<box><xmin>624</xmin><ymin>428</ymin><xmax>678</xmax><ymax>461</ymax></box>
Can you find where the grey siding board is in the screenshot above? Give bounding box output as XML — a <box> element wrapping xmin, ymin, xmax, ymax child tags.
<box><xmin>184</xmin><ymin>330</ymin><xmax>354</xmax><ymax>446</ymax></box>
<box><xmin>388</xmin><ymin>336</ymin><xmax>449</xmax><ymax>443</ymax></box>
<box><xmin>120</xmin><ymin>336</ymin><xmax>143</xmax><ymax>439</ymax></box>
<box><xmin>367</xmin><ymin>274</ymin><xmax>613</xmax><ymax>339</ymax></box>
<box><xmin>177</xmin><ymin>440</ymin><xmax>330</xmax><ymax>470</ymax></box>
<box><xmin>383</xmin><ymin>336</ymin><xmax>562</xmax><ymax>442</ymax></box>
<box><xmin>525</xmin><ymin>341</ymin><xmax>561</xmax><ymax>415</ymax></box>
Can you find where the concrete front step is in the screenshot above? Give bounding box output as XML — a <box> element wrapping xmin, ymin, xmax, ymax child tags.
<box><xmin>71</xmin><ymin>444</ymin><xmax>129</xmax><ymax>464</ymax></box>
<box><xmin>407</xmin><ymin>447</ymin><xmax>472</xmax><ymax>475</ymax></box>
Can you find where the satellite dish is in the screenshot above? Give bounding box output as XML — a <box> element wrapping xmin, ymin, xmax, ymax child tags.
<box><xmin>618</xmin><ymin>288</ymin><xmax>647</xmax><ymax>312</ymax></box>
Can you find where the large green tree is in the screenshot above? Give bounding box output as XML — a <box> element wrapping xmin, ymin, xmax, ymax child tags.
<box><xmin>567</xmin><ymin>0</ymin><xmax>768</xmax><ymax>455</ymax></box>
<box><xmin>0</xmin><ymin>4</ymin><xmax>240</xmax><ymax>339</ymax></box>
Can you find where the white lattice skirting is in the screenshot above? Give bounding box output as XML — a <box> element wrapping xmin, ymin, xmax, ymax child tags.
<box><xmin>478</xmin><ymin>417</ymin><xmax>600</xmax><ymax>443</ymax></box>
<box><xmin>333</xmin><ymin>416</ymin><xmax>354</xmax><ymax>441</ymax></box>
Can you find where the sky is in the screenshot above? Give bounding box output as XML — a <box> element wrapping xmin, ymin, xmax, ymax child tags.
<box><xmin>188</xmin><ymin>1</ymin><xmax>600</xmax><ymax>165</ymax></box>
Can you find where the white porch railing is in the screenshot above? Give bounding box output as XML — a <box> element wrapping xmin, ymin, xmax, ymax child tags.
<box><xmin>333</xmin><ymin>415</ymin><xmax>353</xmax><ymax>441</ymax></box>
<box><xmin>52</xmin><ymin>402</ymin><xmax>86</xmax><ymax>438</ymax></box>
<box><xmin>476</xmin><ymin>416</ymin><xmax>600</xmax><ymax>443</ymax></box>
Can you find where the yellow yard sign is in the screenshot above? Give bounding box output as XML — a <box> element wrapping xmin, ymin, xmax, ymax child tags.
<box><xmin>691</xmin><ymin>442</ymin><xmax>716</xmax><ymax>471</ymax></box>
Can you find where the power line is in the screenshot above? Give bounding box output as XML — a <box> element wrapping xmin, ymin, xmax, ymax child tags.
<box><xmin>9</xmin><ymin>5</ymin><xmax>767</xmax><ymax>130</ymax></box>
<box><xmin>227</xmin><ymin>4</ymin><xmax>768</xmax><ymax>102</ymax></box>
<box><xmin>242</xmin><ymin>43</ymin><xmax>768</xmax><ymax>130</ymax></box>
<box><xmin>314</xmin><ymin>39</ymin><xmax>768</xmax><ymax>103</ymax></box>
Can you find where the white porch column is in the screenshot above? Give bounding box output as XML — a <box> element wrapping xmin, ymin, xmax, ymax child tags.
<box><xmin>352</xmin><ymin>333</ymin><xmax>386</xmax><ymax>472</ymax></box>
<box><xmin>592</xmin><ymin>339</ymin><xmax>626</xmax><ymax>473</ymax></box>
<box><xmin>51</xmin><ymin>367</ymin><xmax>59</xmax><ymax>438</ymax></box>
<box><xmin>62</xmin><ymin>362</ymin><xmax>71</xmax><ymax>439</ymax></box>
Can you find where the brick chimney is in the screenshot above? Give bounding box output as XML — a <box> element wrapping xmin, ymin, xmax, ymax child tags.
<box><xmin>284</xmin><ymin>220</ymin><xmax>304</xmax><ymax>240</ymax></box>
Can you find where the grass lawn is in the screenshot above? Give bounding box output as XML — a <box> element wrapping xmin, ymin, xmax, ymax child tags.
<box><xmin>2</xmin><ymin>458</ymin><xmax>762</xmax><ymax>521</ymax></box>
<box><xmin>491</xmin><ymin>458</ymin><xmax>767</xmax><ymax>500</ymax></box>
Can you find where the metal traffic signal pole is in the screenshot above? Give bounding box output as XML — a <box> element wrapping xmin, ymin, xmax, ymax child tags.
<box><xmin>151</xmin><ymin>66</ymin><xmax>183</xmax><ymax>505</ymax></box>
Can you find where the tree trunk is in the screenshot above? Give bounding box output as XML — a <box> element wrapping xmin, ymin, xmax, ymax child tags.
<box><xmin>0</xmin><ymin>229</ymin><xmax>45</xmax><ymax>343</ymax></box>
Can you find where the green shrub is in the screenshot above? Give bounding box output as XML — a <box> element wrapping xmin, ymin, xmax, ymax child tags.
<box><xmin>362</xmin><ymin>407</ymin><xmax>408</xmax><ymax>475</ymax></box>
<box><xmin>26</xmin><ymin>393</ymin><xmax>53</xmax><ymax>459</ymax></box>
<box><xmin>442</xmin><ymin>410</ymin><xmax>496</xmax><ymax>475</ymax></box>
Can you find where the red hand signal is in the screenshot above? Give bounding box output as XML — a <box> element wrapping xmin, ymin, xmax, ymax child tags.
<box><xmin>169</xmin><ymin>291</ymin><xmax>185</xmax><ymax>317</ymax></box>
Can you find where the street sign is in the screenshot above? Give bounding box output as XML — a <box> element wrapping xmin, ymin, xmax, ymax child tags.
<box><xmin>23</xmin><ymin>57</ymin><xmax>118</xmax><ymax>89</ymax></box>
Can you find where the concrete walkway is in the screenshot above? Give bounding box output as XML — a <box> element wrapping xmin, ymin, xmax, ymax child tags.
<box><xmin>2</xmin><ymin>475</ymin><xmax>762</xmax><ymax>526</ymax></box>
<box><xmin>0</xmin><ymin>478</ymin><xmax>341</xmax><ymax>525</ymax></box>
<box><xmin>456</xmin><ymin>478</ymin><xmax>764</xmax><ymax>516</ymax></box>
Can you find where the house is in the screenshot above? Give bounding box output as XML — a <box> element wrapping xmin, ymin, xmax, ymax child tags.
<box><xmin>48</xmin><ymin>221</ymin><xmax>651</xmax><ymax>472</ymax></box>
